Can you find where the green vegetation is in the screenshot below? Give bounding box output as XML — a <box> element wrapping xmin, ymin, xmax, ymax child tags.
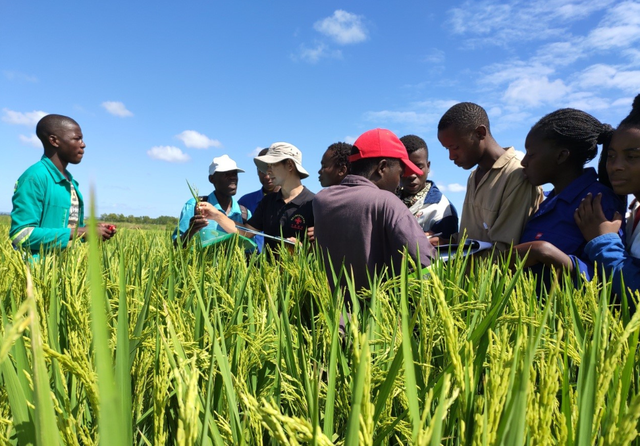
<box><xmin>1</xmin><ymin>215</ymin><xmax>640</xmax><ymax>445</ymax></box>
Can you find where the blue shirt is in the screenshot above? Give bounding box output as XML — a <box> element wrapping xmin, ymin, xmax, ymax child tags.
<box><xmin>239</xmin><ymin>188</ymin><xmax>272</xmax><ymax>251</ymax></box>
<box><xmin>238</xmin><ymin>188</ymin><xmax>267</xmax><ymax>214</ymax></box>
<box><xmin>520</xmin><ymin>167</ymin><xmax>626</xmax><ymax>275</ymax></box>
<box><xmin>584</xmin><ymin>232</ymin><xmax>639</xmax><ymax>311</ymax></box>
<box><xmin>173</xmin><ymin>191</ymin><xmax>249</xmax><ymax>241</ymax></box>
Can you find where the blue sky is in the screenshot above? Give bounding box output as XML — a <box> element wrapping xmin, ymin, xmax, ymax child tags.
<box><xmin>2</xmin><ymin>0</ymin><xmax>640</xmax><ymax>218</ymax></box>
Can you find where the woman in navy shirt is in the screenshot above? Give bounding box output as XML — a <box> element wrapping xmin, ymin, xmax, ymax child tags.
<box><xmin>513</xmin><ymin>108</ymin><xmax>626</xmax><ymax>278</ymax></box>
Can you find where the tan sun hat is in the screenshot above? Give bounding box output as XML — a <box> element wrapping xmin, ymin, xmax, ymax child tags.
<box><xmin>253</xmin><ymin>142</ymin><xmax>309</xmax><ymax>179</ymax></box>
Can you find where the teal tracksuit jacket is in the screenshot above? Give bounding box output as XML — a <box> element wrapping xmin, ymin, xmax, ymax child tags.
<box><xmin>10</xmin><ymin>156</ymin><xmax>85</xmax><ymax>254</ymax></box>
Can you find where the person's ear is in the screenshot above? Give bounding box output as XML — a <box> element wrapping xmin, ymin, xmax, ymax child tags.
<box><xmin>49</xmin><ymin>134</ymin><xmax>59</xmax><ymax>148</ymax></box>
<box><xmin>376</xmin><ymin>159</ymin><xmax>388</xmax><ymax>177</ymax></box>
<box><xmin>474</xmin><ymin>125</ymin><xmax>488</xmax><ymax>140</ymax></box>
<box><xmin>426</xmin><ymin>160</ymin><xmax>431</xmax><ymax>175</ymax></box>
<box><xmin>338</xmin><ymin>164</ymin><xmax>348</xmax><ymax>178</ymax></box>
<box><xmin>557</xmin><ymin>148</ymin><xmax>571</xmax><ymax>164</ymax></box>
<box><xmin>208</xmin><ymin>174</ymin><xmax>216</xmax><ymax>184</ymax></box>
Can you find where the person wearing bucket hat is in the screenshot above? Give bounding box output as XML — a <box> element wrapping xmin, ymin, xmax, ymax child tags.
<box><xmin>313</xmin><ymin>128</ymin><xmax>436</xmax><ymax>297</ymax></box>
<box><xmin>173</xmin><ymin>154</ymin><xmax>250</xmax><ymax>246</ymax></box>
<box><xmin>199</xmin><ymin>142</ymin><xmax>315</xmax><ymax>251</ymax></box>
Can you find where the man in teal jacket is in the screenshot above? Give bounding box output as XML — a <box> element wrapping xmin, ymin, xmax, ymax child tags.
<box><xmin>10</xmin><ymin>114</ymin><xmax>115</xmax><ymax>255</ymax></box>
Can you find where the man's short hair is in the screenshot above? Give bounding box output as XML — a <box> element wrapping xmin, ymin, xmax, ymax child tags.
<box><xmin>36</xmin><ymin>114</ymin><xmax>79</xmax><ymax>145</ymax></box>
<box><xmin>400</xmin><ymin>135</ymin><xmax>428</xmax><ymax>158</ymax></box>
<box><xmin>437</xmin><ymin>102</ymin><xmax>490</xmax><ymax>134</ymax></box>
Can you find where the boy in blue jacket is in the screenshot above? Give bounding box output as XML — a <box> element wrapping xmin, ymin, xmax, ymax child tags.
<box><xmin>10</xmin><ymin>114</ymin><xmax>115</xmax><ymax>255</ymax></box>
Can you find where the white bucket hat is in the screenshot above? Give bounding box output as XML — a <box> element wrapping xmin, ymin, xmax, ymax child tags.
<box><xmin>209</xmin><ymin>154</ymin><xmax>245</xmax><ymax>176</ymax></box>
<box><xmin>254</xmin><ymin>142</ymin><xmax>309</xmax><ymax>179</ymax></box>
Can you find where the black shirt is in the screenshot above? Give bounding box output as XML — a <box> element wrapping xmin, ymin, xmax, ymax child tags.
<box><xmin>248</xmin><ymin>186</ymin><xmax>315</xmax><ymax>249</ymax></box>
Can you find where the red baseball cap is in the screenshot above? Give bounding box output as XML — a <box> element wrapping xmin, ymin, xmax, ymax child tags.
<box><xmin>349</xmin><ymin>128</ymin><xmax>422</xmax><ymax>177</ymax></box>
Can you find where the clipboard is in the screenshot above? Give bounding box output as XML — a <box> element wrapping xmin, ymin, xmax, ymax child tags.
<box><xmin>436</xmin><ymin>239</ymin><xmax>493</xmax><ymax>262</ymax></box>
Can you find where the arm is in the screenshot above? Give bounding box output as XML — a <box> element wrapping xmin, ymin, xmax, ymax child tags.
<box><xmin>583</xmin><ymin>233</ymin><xmax>640</xmax><ymax>295</ymax></box>
<box><xmin>199</xmin><ymin>202</ymin><xmax>257</xmax><ymax>238</ymax></box>
<box><xmin>510</xmin><ymin>240</ymin><xmax>574</xmax><ymax>271</ymax></box>
<box><xmin>10</xmin><ymin>175</ymin><xmax>72</xmax><ymax>251</ymax></box>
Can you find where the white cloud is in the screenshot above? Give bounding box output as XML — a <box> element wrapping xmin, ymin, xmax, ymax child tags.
<box><xmin>503</xmin><ymin>76</ymin><xmax>569</xmax><ymax>107</ymax></box>
<box><xmin>446</xmin><ymin>183</ymin><xmax>467</xmax><ymax>193</ymax></box>
<box><xmin>3</xmin><ymin>71</ymin><xmax>38</xmax><ymax>82</ymax></box>
<box><xmin>19</xmin><ymin>134</ymin><xmax>41</xmax><ymax>148</ymax></box>
<box><xmin>584</xmin><ymin>1</ymin><xmax>640</xmax><ymax>50</ymax></box>
<box><xmin>344</xmin><ymin>135</ymin><xmax>357</xmax><ymax>144</ymax></box>
<box><xmin>249</xmin><ymin>146</ymin><xmax>263</xmax><ymax>157</ymax></box>
<box><xmin>314</xmin><ymin>10</ymin><xmax>368</xmax><ymax>45</ymax></box>
<box><xmin>447</xmin><ymin>0</ymin><xmax>616</xmax><ymax>47</ymax></box>
<box><xmin>175</xmin><ymin>130</ymin><xmax>222</xmax><ymax>149</ymax></box>
<box><xmin>422</xmin><ymin>49</ymin><xmax>445</xmax><ymax>64</ymax></box>
<box><xmin>147</xmin><ymin>146</ymin><xmax>190</xmax><ymax>162</ymax></box>
<box><xmin>2</xmin><ymin>109</ymin><xmax>47</xmax><ymax>126</ymax></box>
<box><xmin>574</xmin><ymin>64</ymin><xmax>640</xmax><ymax>92</ymax></box>
<box><xmin>296</xmin><ymin>43</ymin><xmax>342</xmax><ymax>64</ymax></box>
<box><xmin>438</xmin><ymin>183</ymin><xmax>467</xmax><ymax>193</ymax></box>
<box><xmin>102</xmin><ymin>101</ymin><xmax>133</xmax><ymax>117</ymax></box>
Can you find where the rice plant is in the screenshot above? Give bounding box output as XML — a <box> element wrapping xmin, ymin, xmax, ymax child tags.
<box><xmin>1</xmin><ymin>212</ymin><xmax>640</xmax><ymax>445</ymax></box>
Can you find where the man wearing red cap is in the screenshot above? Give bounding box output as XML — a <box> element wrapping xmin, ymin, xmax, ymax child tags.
<box><xmin>313</xmin><ymin>128</ymin><xmax>436</xmax><ymax>296</ymax></box>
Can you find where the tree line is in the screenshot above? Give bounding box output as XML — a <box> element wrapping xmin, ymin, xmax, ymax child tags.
<box><xmin>99</xmin><ymin>213</ymin><xmax>178</xmax><ymax>226</ymax></box>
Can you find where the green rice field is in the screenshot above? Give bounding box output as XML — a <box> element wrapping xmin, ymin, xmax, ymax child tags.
<box><xmin>1</xmin><ymin>211</ymin><xmax>640</xmax><ymax>445</ymax></box>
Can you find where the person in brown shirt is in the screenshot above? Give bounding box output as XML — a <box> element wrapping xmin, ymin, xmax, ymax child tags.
<box><xmin>437</xmin><ymin>102</ymin><xmax>543</xmax><ymax>250</ymax></box>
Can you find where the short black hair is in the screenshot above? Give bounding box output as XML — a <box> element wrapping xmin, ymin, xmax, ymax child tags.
<box><xmin>400</xmin><ymin>134</ymin><xmax>428</xmax><ymax>159</ymax></box>
<box><xmin>350</xmin><ymin>145</ymin><xmax>401</xmax><ymax>177</ymax></box>
<box><xmin>36</xmin><ymin>114</ymin><xmax>79</xmax><ymax>146</ymax></box>
<box><xmin>326</xmin><ymin>142</ymin><xmax>352</xmax><ymax>171</ymax></box>
<box><xmin>438</xmin><ymin>102</ymin><xmax>490</xmax><ymax>134</ymax></box>
<box><xmin>619</xmin><ymin>94</ymin><xmax>640</xmax><ymax>130</ymax></box>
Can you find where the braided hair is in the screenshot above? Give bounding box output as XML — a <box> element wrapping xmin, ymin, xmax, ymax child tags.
<box><xmin>619</xmin><ymin>94</ymin><xmax>640</xmax><ymax>130</ymax></box>
<box><xmin>530</xmin><ymin>108</ymin><xmax>613</xmax><ymax>186</ymax></box>
<box><xmin>327</xmin><ymin>142</ymin><xmax>353</xmax><ymax>172</ymax></box>
<box><xmin>438</xmin><ymin>102</ymin><xmax>491</xmax><ymax>134</ymax></box>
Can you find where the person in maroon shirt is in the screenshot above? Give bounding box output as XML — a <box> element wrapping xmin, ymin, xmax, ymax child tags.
<box><xmin>313</xmin><ymin>128</ymin><xmax>436</xmax><ymax>297</ymax></box>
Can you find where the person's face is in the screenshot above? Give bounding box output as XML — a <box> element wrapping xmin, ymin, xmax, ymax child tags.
<box><xmin>606</xmin><ymin>127</ymin><xmax>640</xmax><ymax>198</ymax></box>
<box><xmin>437</xmin><ymin>126</ymin><xmax>482</xmax><ymax>170</ymax></box>
<box><xmin>521</xmin><ymin>130</ymin><xmax>563</xmax><ymax>186</ymax></box>
<box><xmin>210</xmin><ymin>170</ymin><xmax>239</xmax><ymax>197</ymax></box>
<box><xmin>318</xmin><ymin>149</ymin><xmax>345</xmax><ymax>187</ymax></box>
<box><xmin>258</xmin><ymin>169</ymin><xmax>277</xmax><ymax>192</ymax></box>
<box><xmin>52</xmin><ymin>124</ymin><xmax>85</xmax><ymax>165</ymax></box>
<box><xmin>401</xmin><ymin>148</ymin><xmax>430</xmax><ymax>194</ymax></box>
<box><xmin>375</xmin><ymin>159</ymin><xmax>404</xmax><ymax>193</ymax></box>
<box><xmin>266</xmin><ymin>160</ymin><xmax>290</xmax><ymax>187</ymax></box>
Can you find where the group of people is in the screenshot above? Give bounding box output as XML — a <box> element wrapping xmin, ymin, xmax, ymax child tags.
<box><xmin>9</xmin><ymin>95</ymin><xmax>640</xmax><ymax>307</ymax></box>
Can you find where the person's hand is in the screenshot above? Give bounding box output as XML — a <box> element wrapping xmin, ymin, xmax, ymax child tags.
<box><xmin>99</xmin><ymin>223</ymin><xmax>117</xmax><ymax>240</ymax></box>
<box><xmin>574</xmin><ymin>193</ymin><xmax>623</xmax><ymax>242</ymax></box>
<box><xmin>197</xmin><ymin>201</ymin><xmax>224</xmax><ymax>220</ymax></box>
<box><xmin>75</xmin><ymin>224</ymin><xmax>116</xmax><ymax>241</ymax></box>
<box><xmin>427</xmin><ymin>235</ymin><xmax>445</xmax><ymax>246</ymax></box>
<box><xmin>307</xmin><ymin>226</ymin><xmax>315</xmax><ymax>243</ymax></box>
<box><xmin>187</xmin><ymin>214</ymin><xmax>208</xmax><ymax>235</ymax></box>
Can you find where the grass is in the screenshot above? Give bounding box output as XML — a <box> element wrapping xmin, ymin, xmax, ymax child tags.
<box><xmin>1</xmin><ymin>215</ymin><xmax>640</xmax><ymax>445</ymax></box>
